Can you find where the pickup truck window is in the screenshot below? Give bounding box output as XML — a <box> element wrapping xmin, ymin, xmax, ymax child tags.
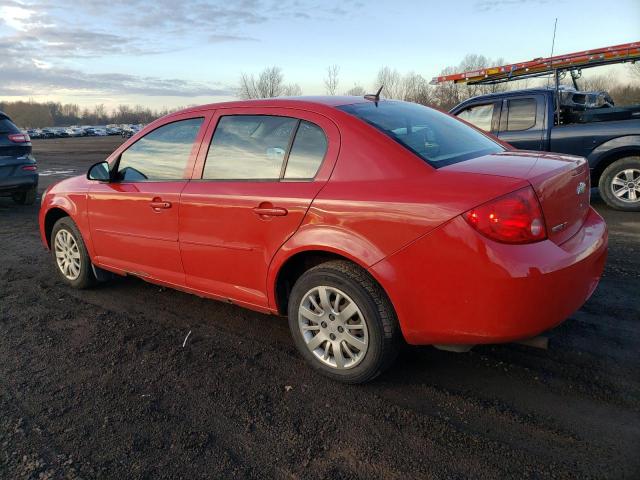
<box><xmin>457</xmin><ymin>104</ymin><xmax>494</xmax><ymax>132</ymax></box>
<box><xmin>339</xmin><ymin>101</ymin><xmax>504</xmax><ymax>168</ymax></box>
<box><xmin>506</xmin><ymin>98</ymin><xmax>537</xmax><ymax>131</ymax></box>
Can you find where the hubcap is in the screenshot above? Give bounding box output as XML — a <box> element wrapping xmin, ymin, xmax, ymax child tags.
<box><xmin>611</xmin><ymin>168</ymin><xmax>640</xmax><ymax>203</ymax></box>
<box><xmin>298</xmin><ymin>286</ymin><xmax>369</xmax><ymax>370</ymax></box>
<box><xmin>54</xmin><ymin>229</ymin><xmax>81</xmax><ymax>280</ymax></box>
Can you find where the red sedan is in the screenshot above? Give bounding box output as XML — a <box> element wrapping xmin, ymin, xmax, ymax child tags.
<box><xmin>39</xmin><ymin>97</ymin><xmax>607</xmax><ymax>383</ymax></box>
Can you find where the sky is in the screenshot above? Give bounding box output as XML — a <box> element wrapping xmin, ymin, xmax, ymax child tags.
<box><xmin>0</xmin><ymin>0</ymin><xmax>638</xmax><ymax>110</ymax></box>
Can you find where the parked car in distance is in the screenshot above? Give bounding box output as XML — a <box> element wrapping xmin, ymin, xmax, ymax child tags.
<box><xmin>0</xmin><ymin>111</ymin><xmax>38</xmax><ymax>204</ymax></box>
<box><xmin>39</xmin><ymin>97</ymin><xmax>607</xmax><ymax>383</ymax></box>
<box><xmin>27</xmin><ymin>129</ymin><xmax>42</xmax><ymax>139</ymax></box>
<box><xmin>40</xmin><ymin>128</ymin><xmax>57</xmax><ymax>138</ymax></box>
<box><xmin>450</xmin><ymin>87</ymin><xmax>640</xmax><ymax>211</ymax></box>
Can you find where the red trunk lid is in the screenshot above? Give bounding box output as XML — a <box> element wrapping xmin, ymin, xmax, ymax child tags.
<box><xmin>444</xmin><ymin>151</ymin><xmax>591</xmax><ymax>245</ymax></box>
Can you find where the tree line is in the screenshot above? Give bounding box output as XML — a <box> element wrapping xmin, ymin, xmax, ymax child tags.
<box><xmin>3</xmin><ymin>55</ymin><xmax>638</xmax><ymax>128</ymax></box>
<box><xmin>0</xmin><ymin>101</ymin><xmax>187</xmax><ymax>129</ymax></box>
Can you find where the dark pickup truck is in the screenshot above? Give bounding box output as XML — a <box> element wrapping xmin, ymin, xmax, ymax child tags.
<box><xmin>450</xmin><ymin>87</ymin><xmax>640</xmax><ymax>211</ymax></box>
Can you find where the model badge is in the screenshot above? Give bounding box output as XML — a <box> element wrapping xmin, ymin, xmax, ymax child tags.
<box><xmin>576</xmin><ymin>181</ymin><xmax>586</xmax><ymax>195</ymax></box>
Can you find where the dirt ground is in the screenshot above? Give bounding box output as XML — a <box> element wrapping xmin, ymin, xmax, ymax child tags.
<box><xmin>1</xmin><ymin>136</ymin><xmax>638</xmax><ymax>479</ymax></box>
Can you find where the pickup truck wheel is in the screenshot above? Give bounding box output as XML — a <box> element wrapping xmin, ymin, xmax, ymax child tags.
<box><xmin>287</xmin><ymin>260</ymin><xmax>400</xmax><ymax>384</ymax></box>
<box><xmin>12</xmin><ymin>187</ymin><xmax>36</xmax><ymax>205</ymax></box>
<box><xmin>51</xmin><ymin>217</ymin><xmax>97</xmax><ymax>289</ymax></box>
<box><xmin>599</xmin><ymin>157</ymin><xmax>640</xmax><ymax>211</ymax></box>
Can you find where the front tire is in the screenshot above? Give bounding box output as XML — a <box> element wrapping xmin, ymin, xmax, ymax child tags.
<box><xmin>51</xmin><ymin>217</ymin><xmax>96</xmax><ymax>289</ymax></box>
<box><xmin>287</xmin><ymin>260</ymin><xmax>400</xmax><ymax>384</ymax></box>
<box><xmin>598</xmin><ymin>157</ymin><xmax>640</xmax><ymax>211</ymax></box>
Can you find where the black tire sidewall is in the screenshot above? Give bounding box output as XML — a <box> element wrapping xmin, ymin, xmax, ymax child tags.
<box><xmin>12</xmin><ymin>187</ymin><xmax>36</xmax><ymax>205</ymax></box>
<box><xmin>51</xmin><ymin>217</ymin><xmax>96</xmax><ymax>289</ymax></box>
<box><xmin>287</xmin><ymin>267</ymin><xmax>388</xmax><ymax>384</ymax></box>
<box><xmin>598</xmin><ymin>157</ymin><xmax>640</xmax><ymax>212</ymax></box>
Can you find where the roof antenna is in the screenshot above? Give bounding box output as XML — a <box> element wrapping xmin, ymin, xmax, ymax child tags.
<box><xmin>364</xmin><ymin>85</ymin><xmax>384</xmax><ymax>103</ymax></box>
<box><xmin>546</xmin><ymin>18</ymin><xmax>558</xmax><ymax>88</ymax></box>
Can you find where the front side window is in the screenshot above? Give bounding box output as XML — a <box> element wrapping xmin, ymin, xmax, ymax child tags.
<box><xmin>117</xmin><ymin>117</ymin><xmax>203</xmax><ymax>181</ymax></box>
<box><xmin>456</xmin><ymin>103</ymin><xmax>494</xmax><ymax>132</ymax></box>
<box><xmin>506</xmin><ymin>98</ymin><xmax>537</xmax><ymax>131</ymax></box>
<box><xmin>339</xmin><ymin>101</ymin><xmax>503</xmax><ymax>168</ymax></box>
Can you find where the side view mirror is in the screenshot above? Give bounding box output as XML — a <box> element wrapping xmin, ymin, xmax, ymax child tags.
<box><xmin>87</xmin><ymin>161</ymin><xmax>111</xmax><ymax>181</ymax></box>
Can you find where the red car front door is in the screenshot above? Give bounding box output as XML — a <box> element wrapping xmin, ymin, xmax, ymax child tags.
<box><xmin>179</xmin><ymin>108</ymin><xmax>339</xmax><ymax>310</ymax></box>
<box><xmin>88</xmin><ymin>114</ymin><xmax>209</xmax><ymax>286</ymax></box>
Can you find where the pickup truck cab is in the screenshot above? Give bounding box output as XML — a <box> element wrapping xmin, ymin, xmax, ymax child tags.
<box><xmin>451</xmin><ymin>87</ymin><xmax>640</xmax><ymax>211</ymax></box>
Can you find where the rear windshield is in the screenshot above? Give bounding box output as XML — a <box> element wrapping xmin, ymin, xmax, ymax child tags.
<box><xmin>338</xmin><ymin>101</ymin><xmax>504</xmax><ymax>168</ymax></box>
<box><xmin>0</xmin><ymin>116</ymin><xmax>20</xmax><ymax>134</ymax></box>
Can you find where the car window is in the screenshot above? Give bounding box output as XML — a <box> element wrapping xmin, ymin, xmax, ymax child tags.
<box><xmin>338</xmin><ymin>101</ymin><xmax>503</xmax><ymax>168</ymax></box>
<box><xmin>0</xmin><ymin>116</ymin><xmax>20</xmax><ymax>134</ymax></box>
<box><xmin>284</xmin><ymin>121</ymin><xmax>327</xmax><ymax>179</ymax></box>
<box><xmin>117</xmin><ymin>118</ymin><xmax>203</xmax><ymax>181</ymax></box>
<box><xmin>203</xmin><ymin>115</ymin><xmax>298</xmax><ymax>180</ymax></box>
<box><xmin>456</xmin><ymin>103</ymin><xmax>494</xmax><ymax>132</ymax></box>
<box><xmin>507</xmin><ymin>98</ymin><xmax>537</xmax><ymax>131</ymax></box>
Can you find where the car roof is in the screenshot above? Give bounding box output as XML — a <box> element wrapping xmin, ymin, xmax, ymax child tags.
<box><xmin>176</xmin><ymin>96</ymin><xmax>372</xmax><ymax>115</ymax></box>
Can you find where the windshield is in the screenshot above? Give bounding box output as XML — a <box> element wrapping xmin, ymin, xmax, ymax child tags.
<box><xmin>338</xmin><ymin>101</ymin><xmax>504</xmax><ymax>168</ymax></box>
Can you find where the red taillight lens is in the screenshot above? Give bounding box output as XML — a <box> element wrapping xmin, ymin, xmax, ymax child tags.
<box><xmin>21</xmin><ymin>165</ymin><xmax>37</xmax><ymax>171</ymax></box>
<box><xmin>463</xmin><ymin>186</ymin><xmax>547</xmax><ymax>244</ymax></box>
<box><xmin>8</xmin><ymin>133</ymin><xmax>30</xmax><ymax>143</ymax></box>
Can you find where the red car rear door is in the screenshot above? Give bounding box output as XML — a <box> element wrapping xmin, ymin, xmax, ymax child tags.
<box><xmin>179</xmin><ymin>107</ymin><xmax>339</xmax><ymax>310</ymax></box>
<box><xmin>88</xmin><ymin>113</ymin><xmax>210</xmax><ymax>286</ymax></box>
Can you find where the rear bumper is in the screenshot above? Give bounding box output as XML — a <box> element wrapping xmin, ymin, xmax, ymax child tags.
<box><xmin>370</xmin><ymin>207</ymin><xmax>607</xmax><ymax>345</ymax></box>
<box><xmin>0</xmin><ymin>173</ymin><xmax>38</xmax><ymax>193</ymax></box>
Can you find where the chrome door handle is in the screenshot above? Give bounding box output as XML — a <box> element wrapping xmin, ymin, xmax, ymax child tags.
<box><xmin>253</xmin><ymin>206</ymin><xmax>288</xmax><ymax>217</ymax></box>
<box><xmin>150</xmin><ymin>200</ymin><xmax>172</xmax><ymax>209</ymax></box>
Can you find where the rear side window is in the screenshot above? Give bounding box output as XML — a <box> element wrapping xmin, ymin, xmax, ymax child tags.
<box><xmin>456</xmin><ymin>103</ymin><xmax>494</xmax><ymax>132</ymax></box>
<box><xmin>0</xmin><ymin>116</ymin><xmax>20</xmax><ymax>134</ymax></box>
<box><xmin>203</xmin><ymin>115</ymin><xmax>327</xmax><ymax>180</ymax></box>
<box><xmin>284</xmin><ymin>121</ymin><xmax>327</xmax><ymax>179</ymax></box>
<box><xmin>117</xmin><ymin>117</ymin><xmax>203</xmax><ymax>181</ymax></box>
<box><xmin>339</xmin><ymin>101</ymin><xmax>503</xmax><ymax>168</ymax></box>
<box><xmin>506</xmin><ymin>98</ymin><xmax>537</xmax><ymax>131</ymax></box>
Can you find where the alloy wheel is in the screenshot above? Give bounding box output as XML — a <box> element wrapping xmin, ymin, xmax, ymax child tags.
<box><xmin>298</xmin><ymin>286</ymin><xmax>369</xmax><ymax>370</ymax></box>
<box><xmin>54</xmin><ymin>229</ymin><xmax>81</xmax><ymax>280</ymax></box>
<box><xmin>611</xmin><ymin>168</ymin><xmax>640</xmax><ymax>203</ymax></box>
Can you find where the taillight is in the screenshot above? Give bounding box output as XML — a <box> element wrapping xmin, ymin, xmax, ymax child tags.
<box><xmin>8</xmin><ymin>133</ymin><xmax>30</xmax><ymax>143</ymax></box>
<box><xmin>22</xmin><ymin>165</ymin><xmax>37</xmax><ymax>171</ymax></box>
<box><xmin>463</xmin><ymin>186</ymin><xmax>546</xmax><ymax>244</ymax></box>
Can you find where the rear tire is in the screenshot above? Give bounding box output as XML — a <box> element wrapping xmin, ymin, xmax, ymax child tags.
<box><xmin>51</xmin><ymin>217</ymin><xmax>97</xmax><ymax>289</ymax></box>
<box><xmin>287</xmin><ymin>260</ymin><xmax>400</xmax><ymax>384</ymax></box>
<box><xmin>12</xmin><ymin>187</ymin><xmax>36</xmax><ymax>205</ymax></box>
<box><xmin>598</xmin><ymin>157</ymin><xmax>640</xmax><ymax>211</ymax></box>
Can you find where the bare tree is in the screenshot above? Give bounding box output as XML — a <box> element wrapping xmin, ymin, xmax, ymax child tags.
<box><xmin>282</xmin><ymin>83</ymin><xmax>302</xmax><ymax>97</ymax></box>
<box><xmin>401</xmin><ymin>72</ymin><xmax>431</xmax><ymax>104</ymax></box>
<box><xmin>324</xmin><ymin>65</ymin><xmax>340</xmax><ymax>95</ymax></box>
<box><xmin>345</xmin><ymin>84</ymin><xmax>366</xmax><ymax>96</ymax></box>
<box><xmin>238</xmin><ymin>66</ymin><xmax>285</xmax><ymax>99</ymax></box>
<box><xmin>375</xmin><ymin>67</ymin><xmax>404</xmax><ymax>99</ymax></box>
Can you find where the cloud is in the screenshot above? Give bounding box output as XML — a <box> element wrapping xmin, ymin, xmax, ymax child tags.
<box><xmin>0</xmin><ymin>59</ymin><xmax>234</xmax><ymax>98</ymax></box>
<box><xmin>0</xmin><ymin>0</ymin><xmax>362</xmax><ymax>101</ymax></box>
<box><xmin>474</xmin><ymin>0</ymin><xmax>552</xmax><ymax>12</ymax></box>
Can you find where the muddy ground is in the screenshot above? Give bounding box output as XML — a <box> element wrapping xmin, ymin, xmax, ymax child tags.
<box><xmin>1</xmin><ymin>136</ymin><xmax>638</xmax><ymax>479</ymax></box>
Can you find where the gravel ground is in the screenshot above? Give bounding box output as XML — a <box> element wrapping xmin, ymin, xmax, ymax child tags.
<box><xmin>1</xmin><ymin>136</ymin><xmax>639</xmax><ymax>479</ymax></box>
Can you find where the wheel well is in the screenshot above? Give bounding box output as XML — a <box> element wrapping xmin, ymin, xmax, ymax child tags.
<box><xmin>44</xmin><ymin>208</ymin><xmax>69</xmax><ymax>248</ymax></box>
<box><xmin>591</xmin><ymin>149</ymin><xmax>640</xmax><ymax>186</ymax></box>
<box><xmin>275</xmin><ymin>251</ymin><xmax>354</xmax><ymax>315</ymax></box>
